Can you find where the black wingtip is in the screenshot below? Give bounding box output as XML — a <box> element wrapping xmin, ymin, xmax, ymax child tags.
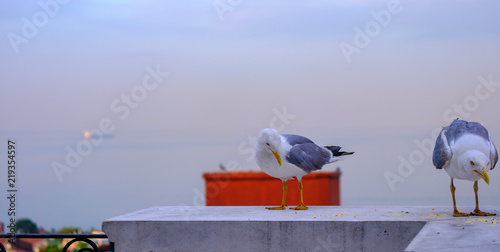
<box><xmin>325</xmin><ymin>146</ymin><xmax>354</xmax><ymax>157</ymax></box>
<box><xmin>338</xmin><ymin>151</ymin><xmax>355</xmax><ymax>156</ymax></box>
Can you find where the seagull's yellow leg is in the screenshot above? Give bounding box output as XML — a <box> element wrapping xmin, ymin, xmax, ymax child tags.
<box><xmin>451</xmin><ymin>178</ymin><xmax>469</xmax><ymax>217</ymax></box>
<box><xmin>471</xmin><ymin>180</ymin><xmax>496</xmax><ymax>216</ymax></box>
<box><xmin>290</xmin><ymin>181</ymin><xmax>308</xmax><ymax>210</ymax></box>
<box><xmin>266</xmin><ymin>181</ymin><xmax>287</xmax><ymax>210</ymax></box>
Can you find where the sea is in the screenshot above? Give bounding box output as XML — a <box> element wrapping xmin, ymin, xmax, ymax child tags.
<box><xmin>1</xmin><ymin>128</ymin><xmax>499</xmax><ymax>231</ymax></box>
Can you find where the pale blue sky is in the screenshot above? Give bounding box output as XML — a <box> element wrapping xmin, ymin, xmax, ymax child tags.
<box><xmin>2</xmin><ymin>1</ymin><xmax>500</xmax><ymax>132</ymax></box>
<box><xmin>1</xmin><ymin>0</ymin><xmax>500</xmax><ymax>230</ymax></box>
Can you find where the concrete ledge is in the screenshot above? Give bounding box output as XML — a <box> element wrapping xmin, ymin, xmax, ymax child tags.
<box><xmin>102</xmin><ymin>206</ymin><xmax>499</xmax><ymax>252</ymax></box>
<box><xmin>406</xmin><ymin>214</ymin><xmax>500</xmax><ymax>252</ymax></box>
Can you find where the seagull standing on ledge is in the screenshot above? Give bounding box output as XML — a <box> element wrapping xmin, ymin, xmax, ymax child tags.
<box><xmin>433</xmin><ymin>119</ymin><xmax>498</xmax><ymax>217</ymax></box>
<box><xmin>255</xmin><ymin>128</ymin><xmax>354</xmax><ymax>210</ymax></box>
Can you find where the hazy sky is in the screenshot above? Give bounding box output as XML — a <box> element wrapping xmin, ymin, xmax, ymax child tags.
<box><xmin>1</xmin><ymin>0</ymin><xmax>500</xmax><ymax>230</ymax></box>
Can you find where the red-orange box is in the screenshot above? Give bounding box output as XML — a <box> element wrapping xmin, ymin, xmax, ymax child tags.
<box><xmin>203</xmin><ymin>171</ymin><xmax>341</xmax><ymax>206</ymax></box>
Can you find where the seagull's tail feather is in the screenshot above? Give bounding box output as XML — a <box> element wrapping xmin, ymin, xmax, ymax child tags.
<box><xmin>325</xmin><ymin>146</ymin><xmax>354</xmax><ymax>157</ymax></box>
<box><xmin>324</xmin><ymin>146</ymin><xmax>354</xmax><ymax>163</ymax></box>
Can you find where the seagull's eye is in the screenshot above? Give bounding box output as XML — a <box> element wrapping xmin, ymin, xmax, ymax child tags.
<box><xmin>470</xmin><ymin>161</ymin><xmax>475</xmax><ymax>166</ymax></box>
<box><xmin>266</xmin><ymin>143</ymin><xmax>270</xmax><ymax>147</ymax></box>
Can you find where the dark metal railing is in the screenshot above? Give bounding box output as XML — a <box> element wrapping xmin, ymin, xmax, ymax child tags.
<box><xmin>0</xmin><ymin>233</ymin><xmax>113</xmax><ymax>252</ymax></box>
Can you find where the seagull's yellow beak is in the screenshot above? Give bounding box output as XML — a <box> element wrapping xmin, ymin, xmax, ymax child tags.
<box><xmin>270</xmin><ymin>149</ymin><xmax>282</xmax><ymax>166</ymax></box>
<box><xmin>474</xmin><ymin>168</ymin><xmax>490</xmax><ymax>185</ymax></box>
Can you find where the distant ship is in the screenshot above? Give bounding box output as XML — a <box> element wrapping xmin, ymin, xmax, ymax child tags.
<box><xmin>83</xmin><ymin>130</ymin><xmax>114</xmax><ymax>140</ymax></box>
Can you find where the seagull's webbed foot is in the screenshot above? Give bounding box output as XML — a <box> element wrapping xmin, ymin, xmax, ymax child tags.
<box><xmin>290</xmin><ymin>202</ymin><xmax>308</xmax><ymax>210</ymax></box>
<box><xmin>470</xmin><ymin>181</ymin><xmax>496</xmax><ymax>216</ymax></box>
<box><xmin>453</xmin><ymin>210</ymin><xmax>470</xmax><ymax>217</ymax></box>
<box><xmin>289</xmin><ymin>181</ymin><xmax>308</xmax><ymax>210</ymax></box>
<box><xmin>266</xmin><ymin>205</ymin><xmax>287</xmax><ymax>210</ymax></box>
<box><xmin>450</xmin><ymin>179</ymin><xmax>469</xmax><ymax>217</ymax></box>
<box><xmin>267</xmin><ymin>181</ymin><xmax>287</xmax><ymax>210</ymax></box>
<box><xmin>471</xmin><ymin>210</ymin><xmax>496</xmax><ymax>216</ymax></box>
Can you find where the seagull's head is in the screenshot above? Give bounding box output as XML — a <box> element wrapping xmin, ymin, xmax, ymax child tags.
<box><xmin>464</xmin><ymin>150</ymin><xmax>491</xmax><ymax>184</ymax></box>
<box><xmin>257</xmin><ymin>128</ymin><xmax>282</xmax><ymax>166</ymax></box>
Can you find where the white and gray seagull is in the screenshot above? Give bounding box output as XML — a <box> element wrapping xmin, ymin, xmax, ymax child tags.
<box><xmin>255</xmin><ymin>128</ymin><xmax>354</xmax><ymax>210</ymax></box>
<box><xmin>433</xmin><ymin>119</ymin><xmax>498</xmax><ymax>217</ymax></box>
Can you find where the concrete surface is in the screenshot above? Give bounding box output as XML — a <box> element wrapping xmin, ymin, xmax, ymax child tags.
<box><xmin>406</xmin><ymin>215</ymin><xmax>500</xmax><ymax>252</ymax></box>
<box><xmin>102</xmin><ymin>206</ymin><xmax>499</xmax><ymax>252</ymax></box>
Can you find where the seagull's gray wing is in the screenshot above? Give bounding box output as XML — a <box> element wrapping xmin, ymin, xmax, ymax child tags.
<box><xmin>282</xmin><ymin>134</ymin><xmax>314</xmax><ymax>146</ymax></box>
<box><xmin>447</xmin><ymin>120</ymin><xmax>489</xmax><ymax>142</ymax></box>
<box><xmin>465</xmin><ymin>121</ymin><xmax>490</xmax><ymax>141</ymax></box>
<box><xmin>286</xmin><ymin>143</ymin><xmax>331</xmax><ymax>173</ymax></box>
<box><xmin>489</xmin><ymin>135</ymin><xmax>498</xmax><ymax>170</ymax></box>
<box><xmin>433</xmin><ymin>128</ymin><xmax>452</xmax><ymax>169</ymax></box>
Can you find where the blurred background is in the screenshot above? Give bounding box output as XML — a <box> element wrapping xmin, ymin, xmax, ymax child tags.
<box><xmin>1</xmin><ymin>0</ymin><xmax>499</xmax><ymax>231</ymax></box>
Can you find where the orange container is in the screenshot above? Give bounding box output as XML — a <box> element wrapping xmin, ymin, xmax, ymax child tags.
<box><xmin>203</xmin><ymin>171</ymin><xmax>341</xmax><ymax>206</ymax></box>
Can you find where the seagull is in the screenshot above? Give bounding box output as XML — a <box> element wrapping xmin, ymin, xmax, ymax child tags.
<box><xmin>433</xmin><ymin>119</ymin><xmax>498</xmax><ymax>217</ymax></box>
<box><xmin>219</xmin><ymin>163</ymin><xmax>227</xmax><ymax>171</ymax></box>
<box><xmin>255</xmin><ymin>128</ymin><xmax>354</xmax><ymax>210</ymax></box>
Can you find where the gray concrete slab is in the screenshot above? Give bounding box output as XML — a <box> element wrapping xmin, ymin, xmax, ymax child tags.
<box><xmin>406</xmin><ymin>215</ymin><xmax>500</xmax><ymax>252</ymax></box>
<box><xmin>102</xmin><ymin>206</ymin><xmax>499</xmax><ymax>252</ymax></box>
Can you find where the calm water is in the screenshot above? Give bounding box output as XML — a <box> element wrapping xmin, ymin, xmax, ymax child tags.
<box><xmin>1</xmin><ymin>129</ymin><xmax>499</xmax><ymax>230</ymax></box>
